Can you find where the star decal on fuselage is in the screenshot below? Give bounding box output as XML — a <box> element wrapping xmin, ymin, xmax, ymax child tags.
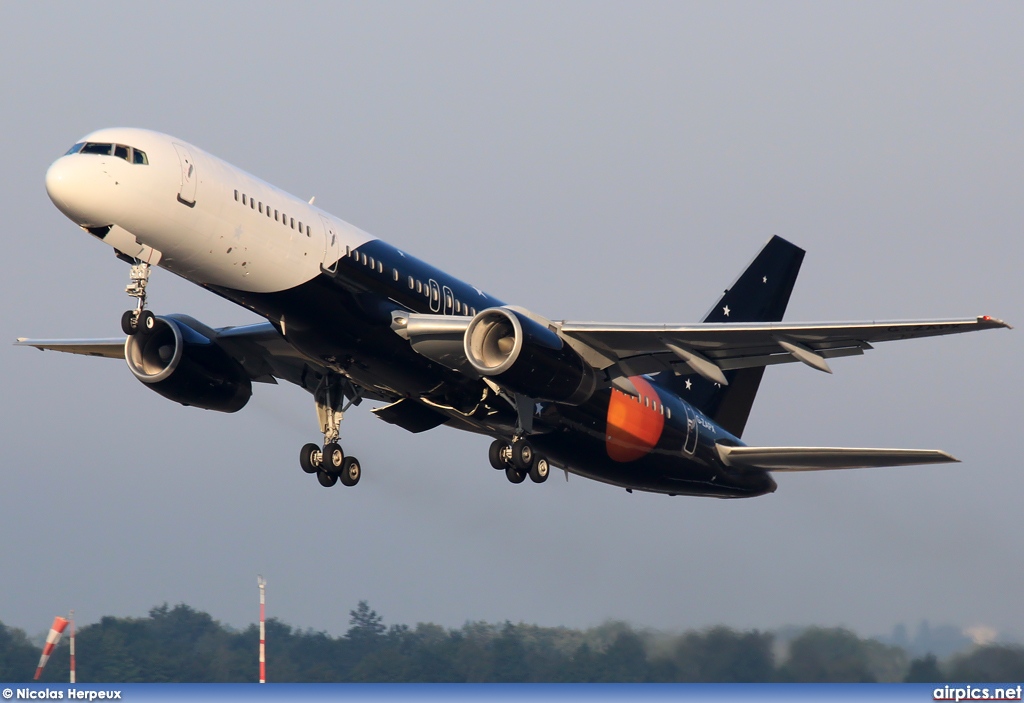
<box><xmin>763</xmin><ymin>276</ymin><xmax>768</xmax><ymax>283</ymax></box>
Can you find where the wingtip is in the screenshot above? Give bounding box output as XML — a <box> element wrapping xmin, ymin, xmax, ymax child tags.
<box><xmin>979</xmin><ymin>315</ymin><xmax>1012</xmax><ymax>330</ymax></box>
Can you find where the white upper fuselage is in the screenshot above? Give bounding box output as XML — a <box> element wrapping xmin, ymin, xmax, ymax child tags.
<box><xmin>45</xmin><ymin>128</ymin><xmax>374</xmax><ymax>294</ymax></box>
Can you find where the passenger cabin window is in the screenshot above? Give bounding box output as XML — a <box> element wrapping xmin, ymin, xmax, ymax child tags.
<box><xmin>259</xmin><ymin>203</ymin><xmax>264</xmax><ymax>214</ymax></box>
<box><xmin>242</xmin><ymin>194</ymin><xmax>248</xmax><ymax>205</ymax></box>
<box><xmin>234</xmin><ymin>190</ymin><xmax>239</xmax><ymax>201</ymax></box>
<box><xmin>306</xmin><ymin>225</ymin><xmax>311</xmax><ymax>237</ymax></box>
<box><xmin>393</xmin><ymin>269</ymin><xmax>399</xmax><ymax>282</ymax></box>
<box><xmin>408</xmin><ymin>276</ymin><xmax>414</xmax><ymax>289</ymax></box>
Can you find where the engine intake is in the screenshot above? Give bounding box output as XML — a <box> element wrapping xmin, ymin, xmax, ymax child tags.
<box><xmin>464</xmin><ymin>307</ymin><xmax>595</xmax><ymax>405</ymax></box>
<box><xmin>125</xmin><ymin>316</ymin><xmax>252</xmax><ymax>413</ymax></box>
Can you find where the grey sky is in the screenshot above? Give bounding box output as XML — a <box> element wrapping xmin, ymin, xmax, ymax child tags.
<box><xmin>1</xmin><ymin>2</ymin><xmax>1021</xmax><ymax>642</ymax></box>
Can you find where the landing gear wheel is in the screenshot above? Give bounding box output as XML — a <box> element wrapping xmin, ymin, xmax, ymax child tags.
<box><xmin>511</xmin><ymin>441</ymin><xmax>534</xmax><ymax>471</ymax></box>
<box><xmin>322</xmin><ymin>442</ymin><xmax>345</xmax><ymax>475</ymax></box>
<box><xmin>488</xmin><ymin>439</ymin><xmax>510</xmax><ymax>470</ymax></box>
<box><xmin>339</xmin><ymin>456</ymin><xmax>361</xmax><ymax>486</ymax></box>
<box><xmin>121</xmin><ymin>310</ymin><xmax>137</xmax><ymax>335</ymax></box>
<box><xmin>317</xmin><ymin>470</ymin><xmax>338</xmax><ymax>487</ymax></box>
<box><xmin>529</xmin><ymin>457</ymin><xmax>550</xmax><ymax>484</ymax></box>
<box><xmin>138</xmin><ymin>310</ymin><xmax>156</xmax><ymax>333</ymax></box>
<box><xmin>299</xmin><ymin>443</ymin><xmax>321</xmax><ymax>474</ymax></box>
<box><xmin>505</xmin><ymin>466</ymin><xmax>526</xmax><ymax>484</ymax></box>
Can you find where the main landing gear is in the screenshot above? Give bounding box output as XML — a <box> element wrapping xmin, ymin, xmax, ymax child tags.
<box><xmin>120</xmin><ymin>261</ymin><xmax>155</xmax><ymax>335</ymax></box>
<box><xmin>489</xmin><ymin>438</ymin><xmax>550</xmax><ymax>485</ymax></box>
<box><xmin>299</xmin><ymin>375</ymin><xmax>362</xmax><ymax>488</ymax></box>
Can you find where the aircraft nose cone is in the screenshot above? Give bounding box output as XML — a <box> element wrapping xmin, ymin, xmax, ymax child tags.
<box><xmin>45</xmin><ymin>155</ymin><xmax>111</xmax><ymax>227</ymax></box>
<box><xmin>45</xmin><ymin>157</ymin><xmax>74</xmax><ymax>213</ymax></box>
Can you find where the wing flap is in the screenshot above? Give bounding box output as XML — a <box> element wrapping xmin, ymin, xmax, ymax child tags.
<box><xmin>717</xmin><ymin>444</ymin><xmax>959</xmax><ymax>471</ymax></box>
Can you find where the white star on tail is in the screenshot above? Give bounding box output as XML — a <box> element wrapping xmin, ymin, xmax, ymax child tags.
<box><xmin>723</xmin><ymin>305</ymin><xmax>730</xmax><ymax>316</ymax></box>
<box><xmin>684</xmin><ymin>379</ymin><xmax>692</xmax><ymax>390</ymax></box>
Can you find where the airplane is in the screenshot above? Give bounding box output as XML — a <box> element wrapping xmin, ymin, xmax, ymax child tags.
<box><xmin>18</xmin><ymin>128</ymin><xmax>1010</xmax><ymax>498</ymax></box>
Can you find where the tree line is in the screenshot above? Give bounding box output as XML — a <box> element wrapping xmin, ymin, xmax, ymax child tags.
<box><xmin>2</xmin><ymin>602</ymin><xmax>1022</xmax><ymax>683</ymax></box>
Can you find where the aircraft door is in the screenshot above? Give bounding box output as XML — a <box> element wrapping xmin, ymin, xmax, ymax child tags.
<box><xmin>320</xmin><ymin>214</ymin><xmax>340</xmax><ymax>273</ymax></box>
<box><xmin>172</xmin><ymin>143</ymin><xmax>197</xmax><ymax>205</ymax></box>
<box><xmin>683</xmin><ymin>403</ymin><xmax>698</xmax><ymax>455</ymax></box>
<box><xmin>428</xmin><ymin>279</ymin><xmax>441</xmax><ymax>313</ymax></box>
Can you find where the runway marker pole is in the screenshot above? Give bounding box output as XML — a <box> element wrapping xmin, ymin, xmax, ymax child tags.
<box><xmin>258</xmin><ymin>575</ymin><xmax>266</xmax><ymax>683</ymax></box>
<box><xmin>69</xmin><ymin>610</ymin><xmax>75</xmax><ymax>683</ymax></box>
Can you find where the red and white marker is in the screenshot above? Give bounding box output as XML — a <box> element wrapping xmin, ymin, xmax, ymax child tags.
<box><xmin>257</xmin><ymin>576</ymin><xmax>266</xmax><ymax>683</ymax></box>
<box><xmin>69</xmin><ymin>610</ymin><xmax>76</xmax><ymax>683</ymax></box>
<box><xmin>34</xmin><ymin>616</ymin><xmax>69</xmax><ymax>680</ymax></box>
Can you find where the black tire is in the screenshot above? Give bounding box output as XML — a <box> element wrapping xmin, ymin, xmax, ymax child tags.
<box><xmin>511</xmin><ymin>441</ymin><xmax>534</xmax><ymax>471</ymax></box>
<box><xmin>317</xmin><ymin>470</ymin><xmax>338</xmax><ymax>487</ymax></box>
<box><xmin>488</xmin><ymin>439</ymin><xmax>509</xmax><ymax>470</ymax></box>
<box><xmin>137</xmin><ymin>310</ymin><xmax>156</xmax><ymax>334</ymax></box>
<box><xmin>121</xmin><ymin>310</ymin><xmax>137</xmax><ymax>335</ymax></box>
<box><xmin>322</xmin><ymin>442</ymin><xmax>345</xmax><ymax>475</ymax></box>
<box><xmin>505</xmin><ymin>466</ymin><xmax>526</xmax><ymax>484</ymax></box>
<box><xmin>299</xmin><ymin>443</ymin><xmax>321</xmax><ymax>474</ymax></box>
<box><xmin>339</xmin><ymin>456</ymin><xmax>361</xmax><ymax>486</ymax></box>
<box><xmin>529</xmin><ymin>457</ymin><xmax>550</xmax><ymax>484</ymax></box>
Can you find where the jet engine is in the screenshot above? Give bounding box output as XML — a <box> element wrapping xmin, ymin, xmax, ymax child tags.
<box><xmin>125</xmin><ymin>315</ymin><xmax>252</xmax><ymax>413</ymax></box>
<box><xmin>464</xmin><ymin>307</ymin><xmax>595</xmax><ymax>404</ymax></box>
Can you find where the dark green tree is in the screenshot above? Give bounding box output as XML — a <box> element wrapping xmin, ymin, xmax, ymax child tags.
<box><xmin>948</xmin><ymin>645</ymin><xmax>1024</xmax><ymax>682</ymax></box>
<box><xmin>905</xmin><ymin>653</ymin><xmax>945</xmax><ymax>682</ymax></box>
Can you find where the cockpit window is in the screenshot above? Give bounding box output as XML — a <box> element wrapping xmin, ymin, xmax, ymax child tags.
<box><xmin>74</xmin><ymin>141</ymin><xmax>148</xmax><ymax>164</ymax></box>
<box><xmin>81</xmin><ymin>142</ymin><xmax>112</xmax><ymax>155</ymax></box>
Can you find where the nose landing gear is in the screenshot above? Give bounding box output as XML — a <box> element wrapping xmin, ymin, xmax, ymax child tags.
<box><xmin>299</xmin><ymin>376</ymin><xmax>363</xmax><ymax>488</ymax></box>
<box><xmin>120</xmin><ymin>261</ymin><xmax>154</xmax><ymax>335</ymax></box>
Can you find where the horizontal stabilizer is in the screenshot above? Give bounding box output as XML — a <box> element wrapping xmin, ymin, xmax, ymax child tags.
<box><xmin>717</xmin><ymin>444</ymin><xmax>958</xmax><ymax>471</ymax></box>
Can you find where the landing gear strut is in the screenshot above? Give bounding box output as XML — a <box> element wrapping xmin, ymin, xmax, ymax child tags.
<box><xmin>120</xmin><ymin>261</ymin><xmax>154</xmax><ymax>335</ymax></box>
<box><xmin>299</xmin><ymin>375</ymin><xmax>363</xmax><ymax>488</ymax></box>
<box><xmin>488</xmin><ymin>438</ymin><xmax>549</xmax><ymax>485</ymax></box>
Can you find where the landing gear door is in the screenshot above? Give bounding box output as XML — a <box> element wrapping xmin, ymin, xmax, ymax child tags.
<box><xmin>683</xmin><ymin>404</ymin><xmax>698</xmax><ymax>455</ymax></box>
<box><xmin>320</xmin><ymin>214</ymin><xmax>340</xmax><ymax>273</ymax></box>
<box><xmin>172</xmin><ymin>143</ymin><xmax>197</xmax><ymax>205</ymax></box>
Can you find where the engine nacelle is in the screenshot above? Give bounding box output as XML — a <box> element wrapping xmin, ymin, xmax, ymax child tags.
<box><xmin>464</xmin><ymin>307</ymin><xmax>595</xmax><ymax>404</ymax></box>
<box><xmin>125</xmin><ymin>315</ymin><xmax>252</xmax><ymax>413</ymax></box>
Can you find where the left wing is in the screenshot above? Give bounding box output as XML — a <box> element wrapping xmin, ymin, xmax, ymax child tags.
<box><xmin>558</xmin><ymin>315</ymin><xmax>1011</xmax><ymax>382</ymax></box>
<box><xmin>717</xmin><ymin>444</ymin><xmax>958</xmax><ymax>471</ymax></box>
<box><xmin>393</xmin><ymin>311</ymin><xmax>1010</xmax><ymax>386</ymax></box>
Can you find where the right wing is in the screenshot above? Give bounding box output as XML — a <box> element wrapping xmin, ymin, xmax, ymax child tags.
<box><xmin>717</xmin><ymin>444</ymin><xmax>958</xmax><ymax>472</ymax></box>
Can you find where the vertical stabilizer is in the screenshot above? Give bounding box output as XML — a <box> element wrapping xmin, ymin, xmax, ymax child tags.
<box><xmin>654</xmin><ymin>235</ymin><xmax>805</xmax><ymax>437</ymax></box>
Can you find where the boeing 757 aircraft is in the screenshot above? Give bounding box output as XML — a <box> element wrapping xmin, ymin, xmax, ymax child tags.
<box><xmin>19</xmin><ymin>128</ymin><xmax>1010</xmax><ymax>497</ymax></box>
